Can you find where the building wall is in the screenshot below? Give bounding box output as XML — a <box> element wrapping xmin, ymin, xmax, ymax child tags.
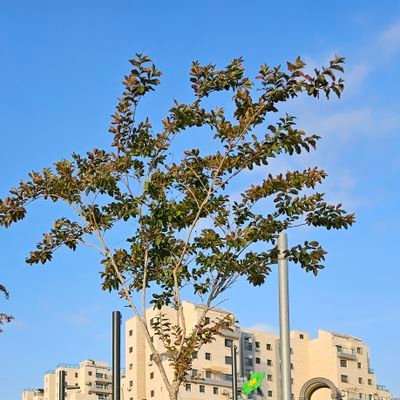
<box><xmin>124</xmin><ymin>302</ymin><xmax>393</xmax><ymax>400</ymax></box>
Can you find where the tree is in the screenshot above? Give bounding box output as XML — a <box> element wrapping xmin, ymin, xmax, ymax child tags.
<box><xmin>0</xmin><ymin>53</ymin><xmax>354</xmax><ymax>399</ymax></box>
<box><xmin>0</xmin><ymin>284</ymin><xmax>13</xmax><ymax>333</ymax></box>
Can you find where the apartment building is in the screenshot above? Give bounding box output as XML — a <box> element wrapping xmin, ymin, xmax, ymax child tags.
<box><xmin>24</xmin><ymin>359</ymin><xmax>114</xmax><ymax>400</ymax></box>
<box><xmin>22</xmin><ymin>388</ymin><xmax>44</xmax><ymax>400</ymax></box>
<box><xmin>124</xmin><ymin>301</ymin><xmax>393</xmax><ymax>400</ymax></box>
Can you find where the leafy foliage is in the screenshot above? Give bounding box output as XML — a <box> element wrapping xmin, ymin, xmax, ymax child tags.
<box><xmin>0</xmin><ymin>53</ymin><xmax>354</xmax><ymax>398</ymax></box>
<box><xmin>0</xmin><ymin>284</ymin><xmax>13</xmax><ymax>333</ymax></box>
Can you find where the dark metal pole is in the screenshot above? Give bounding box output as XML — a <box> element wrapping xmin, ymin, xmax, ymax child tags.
<box><xmin>231</xmin><ymin>344</ymin><xmax>238</xmax><ymax>400</ymax></box>
<box><xmin>112</xmin><ymin>311</ymin><xmax>121</xmax><ymax>400</ymax></box>
<box><xmin>58</xmin><ymin>370</ymin><xmax>65</xmax><ymax>400</ymax></box>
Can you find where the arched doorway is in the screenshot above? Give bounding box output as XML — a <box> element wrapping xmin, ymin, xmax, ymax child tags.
<box><xmin>299</xmin><ymin>377</ymin><xmax>342</xmax><ymax>400</ymax></box>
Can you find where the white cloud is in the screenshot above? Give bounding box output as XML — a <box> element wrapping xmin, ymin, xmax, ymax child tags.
<box><xmin>379</xmin><ymin>20</ymin><xmax>400</xmax><ymax>56</ymax></box>
<box><xmin>246</xmin><ymin>323</ymin><xmax>277</xmax><ymax>334</ymax></box>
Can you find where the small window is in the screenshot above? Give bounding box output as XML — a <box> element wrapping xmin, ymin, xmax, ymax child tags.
<box><xmin>225</xmin><ymin>339</ymin><xmax>233</xmax><ymax>348</ymax></box>
<box><xmin>255</xmin><ymin>341</ymin><xmax>260</xmax><ymax>349</ymax></box>
<box><xmin>150</xmin><ymin>390</ymin><xmax>154</xmax><ymax>397</ymax></box>
<box><xmin>266</xmin><ymin>343</ymin><xmax>272</xmax><ymax>350</ymax></box>
<box><xmin>291</xmin><ymin>363</ymin><xmax>294</xmax><ymax>370</ymax></box>
<box><xmin>206</xmin><ymin>371</ymin><xmax>212</xmax><ymax>379</ymax></box>
<box><xmin>186</xmin><ymin>383</ymin><xmax>191</xmax><ymax>391</ymax></box>
<box><xmin>268</xmin><ymin>391</ymin><xmax>273</xmax><ymax>397</ymax></box>
<box><xmin>225</xmin><ymin>356</ymin><xmax>232</xmax><ymax>365</ymax></box>
<box><xmin>357</xmin><ymin>362</ymin><xmax>362</xmax><ymax>369</ymax></box>
<box><xmin>368</xmin><ymin>379</ymin><xmax>372</xmax><ymax>385</ymax></box>
<box><xmin>245</xmin><ymin>357</ymin><xmax>253</xmax><ymax>367</ymax></box>
<box><xmin>150</xmin><ymin>372</ymin><xmax>154</xmax><ymax>379</ymax></box>
<box><xmin>199</xmin><ymin>385</ymin><xmax>205</xmax><ymax>393</ymax></box>
<box><xmin>150</xmin><ymin>354</ymin><xmax>153</xmax><ymax>361</ymax></box>
<box><xmin>213</xmin><ymin>387</ymin><xmax>218</xmax><ymax>395</ymax></box>
<box><xmin>205</xmin><ymin>317</ymin><xmax>210</xmax><ymax>325</ymax></box>
<box><xmin>358</xmin><ymin>377</ymin><xmax>363</xmax><ymax>384</ymax></box>
<box><xmin>299</xmin><ymin>334</ymin><xmax>304</xmax><ymax>339</ymax></box>
<box><xmin>129</xmin><ymin>363</ymin><xmax>133</xmax><ymax>370</ymax></box>
<box><xmin>75</xmin><ymin>373</ymin><xmax>78</xmax><ymax>378</ymax></box>
<box><xmin>129</xmin><ymin>329</ymin><xmax>133</xmax><ymax>336</ymax></box>
<box><xmin>88</xmin><ymin>371</ymin><xmax>92</xmax><ymax>376</ymax></box>
<box><xmin>340</xmin><ymin>360</ymin><xmax>347</xmax><ymax>367</ymax></box>
<box><xmin>192</xmin><ymin>351</ymin><xmax>198</xmax><ymax>359</ymax></box>
<box><xmin>267</xmin><ymin>374</ymin><xmax>273</xmax><ymax>381</ymax></box>
<box><xmin>290</xmin><ymin>348</ymin><xmax>294</xmax><ymax>354</ymax></box>
<box><xmin>341</xmin><ymin>375</ymin><xmax>348</xmax><ymax>383</ymax></box>
<box><xmin>130</xmin><ymin>398</ymin><xmax>133</xmax><ymax>400</ymax></box>
<box><xmin>205</xmin><ymin>352</ymin><xmax>211</xmax><ymax>361</ymax></box>
<box><xmin>267</xmin><ymin>359</ymin><xmax>272</xmax><ymax>366</ymax></box>
<box><xmin>256</xmin><ymin>357</ymin><xmax>261</xmax><ymax>364</ymax></box>
<box><xmin>357</xmin><ymin>347</ymin><xmax>363</xmax><ymax>354</ymax></box>
<box><xmin>129</xmin><ymin>347</ymin><xmax>133</xmax><ymax>353</ymax></box>
<box><xmin>129</xmin><ymin>380</ymin><xmax>133</xmax><ymax>387</ymax></box>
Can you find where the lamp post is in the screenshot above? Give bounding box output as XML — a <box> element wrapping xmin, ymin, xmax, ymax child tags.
<box><xmin>231</xmin><ymin>344</ymin><xmax>238</xmax><ymax>400</ymax></box>
<box><xmin>278</xmin><ymin>232</ymin><xmax>292</xmax><ymax>400</ymax></box>
<box><xmin>112</xmin><ymin>311</ymin><xmax>121</xmax><ymax>400</ymax></box>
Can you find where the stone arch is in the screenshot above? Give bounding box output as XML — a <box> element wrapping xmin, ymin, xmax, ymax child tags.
<box><xmin>299</xmin><ymin>377</ymin><xmax>343</xmax><ymax>400</ymax></box>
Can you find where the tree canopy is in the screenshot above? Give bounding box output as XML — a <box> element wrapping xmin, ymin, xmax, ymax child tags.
<box><xmin>0</xmin><ymin>54</ymin><xmax>354</xmax><ymax>399</ymax></box>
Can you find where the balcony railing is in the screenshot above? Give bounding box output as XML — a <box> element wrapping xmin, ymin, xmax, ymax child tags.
<box><xmin>336</xmin><ymin>346</ymin><xmax>357</xmax><ymax>360</ymax></box>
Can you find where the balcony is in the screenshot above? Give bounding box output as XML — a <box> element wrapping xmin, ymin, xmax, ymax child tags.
<box><xmin>368</xmin><ymin>368</ymin><xmax>375</xmax><ymax>374</ymax></box>
<box><xmin>336</xmin><ymin>346</ymin><xmax>357</xmax><ymax>360</ymax></box>
<box><xmin>186</xmin><ymin>370</ymin><xmax>233</xmax><ymax>387</ymax></box>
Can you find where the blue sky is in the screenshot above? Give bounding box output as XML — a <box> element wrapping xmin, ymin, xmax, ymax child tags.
<box><xmin>1</xmin><ymin>1</ymin><xmax>400</xmax><ymax>398</ymax></box>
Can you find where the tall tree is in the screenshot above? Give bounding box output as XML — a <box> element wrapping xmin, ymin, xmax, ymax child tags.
<box><xmin>0</xmin><ymin>54</ymin><xmax>353</xmax><ymax>399</ymax></box>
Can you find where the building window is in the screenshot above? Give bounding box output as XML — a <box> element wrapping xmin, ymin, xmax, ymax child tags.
<box><xmin>150</xmin><ymin>372</ymin><xmax>154</xmax><ymax>379</ymax></box>
<box><xmin>205</xmin><ymin>317</ymin><xmax>210</xmax><ymax>325</ymax></box>
<box><xmin>150</xmin><ymin>354</ymin><xmax>153</xmax><ymax>361</ymax></box>
<box><xmin>299</xmin><ymin>334</ymin><xmax>304</xmax><ymax>339</ymax></box>
<box><xmin>205</xmin><ymin>352</ymin><xmax>212</xmax><ymax>360</ymax></box>
<box><xmin>225</xmin><ymin>338</ymin><xmax>233</xmax><ymax>348</ymax></box>
<box><xmin>213</xmin><ymin>387</ymin><xmax>219</xmax><ymax>395</ymax></box>
<box><xmin>192</xmin><ymin>351</ymin><xmax>198</xmax><ymax>359</ymax></box>
<box><xmin>129</xmin><ymin>347</ymin><xmax>133</xmax><ymax>353</ymax></box>
<box><xmin>185</xmin><ymin>384</ymin><xmax>191</xmax><ymax>391</ymax></box>
<box><xmin>291</xmin><ymin>363</ymin><xmax>294</xmax><ymax>370</ymax></box>
<box><xmin>358</xmin><ymin>362</ymin><xmax>362</xmax><ymax>369</ymax></box>
<box><xmin>290</xmin><ymin>348</ymin><xmax>294</xmax><ymax>354</ymax></box>
<box><xmin>341</xmin><ymin>375</ymin><xmax>348</xmax><ymax>383</ymax></box>
<box><xmin>129</xmin><ymin>363</ymin><xmax>133</xmax><ymax>370</ymax></box>
<box><xmin>368</xmin><ymin>379</ymin><xmax>372</xmax><ymax>385</ymax></box>
<box><xmin>267</xmin><ymin>375</ymin><xmax>273</xmax><ymax>381</ymax></box>
<box><xmin>266</xmin><ymin>343</ymin><xmax>272</xmax><ymax>350</ymax></box>
<box><xmin>206</xmin><ymin>371</ymin><xmax>212</xmax><ymax>379</ymax></box>
<box><xmin>340</xmin><ymin>360</ymin><xmax>347</xmax><ymax>367</ymax></box>
<box><xmin>199</xmin><ymin>385</ymin><xmax>205</xmax><ymax>393</ymax></box>
<box><xmin>291</xmin><ymin>378</ymin><xmax>294</xmax><ymax>384</ymax></box>
<box><xmin>256</xmin><ymin>357</ymin><xmax>261</xmax><ymax>364</ymax></box>
<box><xmin>129</xmin><ymin>329</ymin><xmax>133</xmax><ymax>336</ymax></box>
<box><xmin>255</xmin><ymin>341</ymin><xmax>260</xmax><ymax>349</ymax></box>
<box><xmin>225</xmin><ymin>356</ymin><xmax>232</xmax><ymax>365</ymax></box>
<box><xmin>88</xmin><ymin>371</ymin><xmax>92</xmax><ymax>376</ymax></box>
<box><xmin>75</xmin><ymin>373</ymin><xmax>78</xmax><ymax>378</ymax></box>
<box><xmin>245</xmin><ymin>357</ymin><xmax>253</xmax><ymax>367</ymax></box>
<box><xmin>337</xmin><ymin>345</ymin><xmax>343</xmax><ymax>352</ymax></box>
<box><xmin>129</xmin><ymin>380</ymin><xmax>133</xmax><ymax>387</ymax></box>
<box><xmin>150</xmin><ymin>390</ymin><xmax>154</xmax><ymax>397</ymax></box>
<box><xmin>358</xmin><ymin>377</ymin><xmax>363</xmax><ymax>384</ymax></box>
<box><xmin>268</xmin><ymin>391</ymin><xmax>273</xmax><ymax>397</ymax></box>
<box><xmin>267</xmin><ymin>359</ymin><xmax>272</xmax><ymax>366</ymax></box>
<box><xmin>357</xmin><ymin>347</ymin><xmax>363</xmax><ymax>354</ymax></box>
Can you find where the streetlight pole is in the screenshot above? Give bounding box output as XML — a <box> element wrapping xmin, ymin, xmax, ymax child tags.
<box><xmin>112</xmin><ymin>311</ymin><xmax>121</xmax><ymax>400</ymax></box>
<box><xmin>231</xmin><ymin>344</ymin><xmax>238</xmax><ymax>400</ymax></box>
<box><xmin>278</xmin><ymin>232</ymin><xmax>292</xmax><ymax>400</ymax></box>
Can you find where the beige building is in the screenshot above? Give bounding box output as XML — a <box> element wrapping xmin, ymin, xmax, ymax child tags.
<box><xmin>24</xmin><ymin>359</ymin><xmax>114</xmax><ymax>400</ymax></box>
<box><xmin>22</xmin><ymin>388</ymin><xmax>44</xmax><ymax>400</ymax></box>
<box><xmin>124</xmin><ymin>302</ymin><xmax>393</xmax><ymax>400</ymax></box>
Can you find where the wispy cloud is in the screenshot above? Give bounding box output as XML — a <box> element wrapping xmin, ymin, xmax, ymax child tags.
<box><xmin>246</xmin><ymin>323</ymin><xmax>277</xmax><ymax>334</ymax></box>
<box><xmin>379</xmin><ymin>19</ymin><xmax>400</xmax><ymax>56</ymax></box>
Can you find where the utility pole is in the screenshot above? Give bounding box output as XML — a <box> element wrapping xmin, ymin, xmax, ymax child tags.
<box><xmin>231</xmin><ymin>344</ymin><xmax>238</xmax><ymax>400</ymax></box>
<box><xmin>112</xmin><ymin>311</ymin><xmax>121</xmax><ymax>400</ymax></box>
<box><xmin>278</xmin><ymin>232</ymin><xmax>292</xmax><ymax>400</ymax></box>
<box><xmin>58</xmin><ymin>370</ymin><xmax>66</xmax><ymax>400</ymax></box>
